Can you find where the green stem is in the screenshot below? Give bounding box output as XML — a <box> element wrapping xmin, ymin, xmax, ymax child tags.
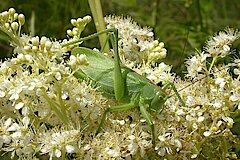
<box><xmin>88</xmin><ymin>0</ymin><xmax>110</xmax><ymax>53</ymax></box>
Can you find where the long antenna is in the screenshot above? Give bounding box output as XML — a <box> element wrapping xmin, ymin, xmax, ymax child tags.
<box><xmin>171</xmin><ymin>62</ymin><xmax>239</xmax><ymax>96</ymax></box>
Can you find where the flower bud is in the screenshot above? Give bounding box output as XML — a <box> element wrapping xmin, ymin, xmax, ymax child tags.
<box><xmin>1</xmin><ymin>11</ymin><xmax>9</xmax><ymax>21</ymax></box>
<box><xmin>160</xmin><ymin>52</ymin><xmax>166</xmax><ymax>59</ymax></box>
<box><xmin>11</xmin><ymin>22</ymin><xmax>19</xmax><ymax>32</ymax></box>
<box><xmin>71</xmin><ymin>19</ymin><xmax>77</xmax><ymax>26</ymax></box>
<box><xmin>159</xmin><ymin>42</ymin><xmax>164</xmax><ymax>48</ymax></box>
<box><xmin>8</xmin><ymin>8</ymin><xmax>16</xmax><ymax>15</ymax></box>
<box><xmin>13</xmin><ymin>13</ymin><xmax>18</xmax><ymax>21</ymax></box>
<box><xmin>24</xmin><ymin>45</ymin><xmax>31</xmax><ymax>52</ymax></box>
<box><xmin>32</xmin><ymin>46</ymin><xmax>38</xmax><ymax>52</ymax></box>
<box><xmin>77</xmin><ymin>18</ymin><xmax>83</xmax><ymax>25</ymax></box>
<box><xmin>83</xmin><ymin>15</ymin><xmax>91</xmax><ymax>23</ymax></box>
<box><xmin>25</xmin><ymin>54</ymin><xmax>32</xmax><ymax>63</ymax></box>
<box><xmin>72</xmin><ymin>27</ymin><xmax>78</xmax><ymax>36</ymax></box>
<box><xmin>40</xmin><ymin>36</ymin><xmax>47</xmax><ymax>47</ymax></box>
<box><xmin>79</xmin><ymin>54</ymin><xmax>87</xmax><ymax>64</ymax></box>
<box><xmin>67</xmin><ymin>29</ymin><xmax>73</xmax><ymax>36</ymax></box>
<box><xmin>18</xmin><ymin>14</ymin><xmax>25</xmax><ymax>26</ymax></box>
<box><xmin>4</xmin><ymin>23</ymin><xmax>10</xmax><ymax>30</ymax></box>
<box><xmin>31</xmin><ymin>36</ymin><xmax>39</xmax><ymax>46</ymax></box>
<box><xmin>17</xmin><ymin>53</ymin><xmax>25</xmax><ymax>61</ymax></box>
<box><xmin>153</xmin><ymin>40</ymin><xmax>158</xmax><ymax>46</ymax></box>
<box><xmin>45</xmin><ymin>41</ymin><xmax>52</xmax><ymax>50</ymax></box>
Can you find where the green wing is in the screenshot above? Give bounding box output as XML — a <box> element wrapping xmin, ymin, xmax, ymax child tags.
<box><xmin>72</xmin><ymin>47</ymin><xmax>115</xmax><ymax>97</ymax></box>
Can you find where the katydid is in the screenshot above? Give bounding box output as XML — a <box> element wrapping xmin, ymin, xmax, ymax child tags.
<box><xmin>67</xmin><ymin>28</ymin><xmax>185</xmax><ymax>144</ymax></box>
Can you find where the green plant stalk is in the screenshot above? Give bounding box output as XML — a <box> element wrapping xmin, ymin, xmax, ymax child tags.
<box><xmin>88</xmin><ymin>0</ymin><xmax>110</xmax><ymax>53</ymax></box>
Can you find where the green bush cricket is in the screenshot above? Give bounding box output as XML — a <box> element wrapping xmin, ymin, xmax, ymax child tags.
<box><xmin>63</xmin><ymin>28</ymin><xmax>185</xmax><ymax>144</ymax></box>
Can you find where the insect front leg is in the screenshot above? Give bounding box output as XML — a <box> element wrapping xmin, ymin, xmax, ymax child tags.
<box><xmin>139</xmin><ymin>104</ymin><xmax>156</xmax><ymax>145</ymax></box>
<box><xmin>109</xmin><ymin>30</ymin><xmax>126</xmax><ymax>101</ymax></box>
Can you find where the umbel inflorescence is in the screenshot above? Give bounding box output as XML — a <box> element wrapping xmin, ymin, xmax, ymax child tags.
<box><xmin>0</xmin><ymin>8</ymin><xmax>240</xmax><ymax>159</ymax></box>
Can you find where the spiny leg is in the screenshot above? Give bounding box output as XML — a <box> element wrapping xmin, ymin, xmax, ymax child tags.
<box><xmin>139</xmin><ymin>105</ymin><xmax>155</xmax><ymax>145</ymax></box>
<box><xmin>109</xmin><ymin>30</ymin><xmax>126</xmax><ymax>101</ymax></box>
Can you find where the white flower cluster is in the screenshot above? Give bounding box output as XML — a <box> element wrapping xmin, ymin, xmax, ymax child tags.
<box><xmin>205</xmin><ymin>27</ymin><xmax>239</xmax><ymax>58</ymax></box>
<box><xmin>0</xmin><ymin>8</ymin><xmax>24</xmax><ymax>43</ymax></box>
<box><xmin>0</xmin><ymin>8</ymin><xmax>107</xmax><ymax>160</ymax></box>
<box><xmin>105</xmin><ymin>15</ymin><xmax>167</xmax><ymax>67</ymax></box>
<box><xmin>105</xmin><ymin>15</ymin><xmax>172</xmax><ymax>86</ymax></box>
<box><xmin>66</xmin><ymin>16</ymin><xmax>92</xmax><ymax>39</ymax></box>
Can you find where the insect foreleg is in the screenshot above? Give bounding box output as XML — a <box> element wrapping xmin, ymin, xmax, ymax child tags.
<box><xmin>139</xmin><ymin>104</ymin><xmax>155</xmax><ymax>145</ymax></box>
<box><xmin>109</xmin><ymin>30</ymin><xmax>126</xmax><ymax>101</ymax></box>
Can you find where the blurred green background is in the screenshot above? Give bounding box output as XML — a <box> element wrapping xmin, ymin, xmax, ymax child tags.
<box><xmin>1</xmin><ymin>0</ymin><xmax>240</xmax><ymax>75</ymax></box>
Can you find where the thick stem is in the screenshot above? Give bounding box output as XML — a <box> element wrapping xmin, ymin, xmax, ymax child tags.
<box><xmin>88</xmin><ymin>0</ymin><xmax>110</xmax><ymax>53</ymax></box>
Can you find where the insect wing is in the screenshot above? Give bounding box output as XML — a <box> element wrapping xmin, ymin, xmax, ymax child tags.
<box><xmin>72</xmin><ymin>47</ymin><xmax>115</xmax><ymax>97</ymax></box>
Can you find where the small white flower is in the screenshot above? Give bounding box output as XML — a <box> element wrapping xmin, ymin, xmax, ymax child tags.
<box><xmin>158</xmin><ymin>135</ymin><xmax>165</xmax><ymax>142</ymax></box>
<box><xmin>117</xmin><ymin>120</ymin><xmax>125</xmax><ymax>125</ymax></box>
<box><xmin>186</xmin><ymin>115</ymin><xmax>193</xmax><ymax>121</ymax></box>
<box><xmin>83</xmin><ymin>144</ymin><xmax>91</xmax><ymax>151</ymax></box>
<box><xmin>215</xmin><ymin>77</ymin><xmax>225</xmax><ymax>88</ymax></box>
<box><xmin>191</xmin><ymin>154</ymin><xmax>198</xmax><ymax>158</ymax></box>
<box><xmin>5</xmin><ymin>118</ymin><xmax>12</xmax><ymax>128</ymax></box>
<box><xmin>197</xmin><ymin>116</ymin><xmax>204</xmax><ymax>122</ymax></box>
<box><xmin>186</xmin><ymin>96</ymin><xmax>195</xmax><ymax>106</ymax></box>
<box><xmin>36</xmin><ymin>88</ymin><xmax>42</xmax><ymax>96</ymax></box>
<box><xmin>203</xmin><ymin>131</ymin><xmax>211</xmax><ymax>137</ymax></box>
<box><xmin>61</xmin><ymin>91</ymin><xmax>69</xmax><ymax>100</ymax></box>
<box><xmin>223</xmin><ymin>44</ymin><xmax>230</xmax><ymax>52</ymax></box>
<box><xmin>128</xmin><ymin>135</ymin><xmax>136</xmax><ymax>140</ymax></box>
<box><xmin>222</xmin><ymin>116</ymin><xmax>233</xmax><ymax>124</ymax></box>
<box><xmin>192</xmin><ymin>123</ymin><xmax>198</xmax><ymax>129</ymax></box>
<box><xmin>0</xmin><ymin>90</ymin><xmax>5</xmax><ymax>97</ymax></box>
<box><xmin>158</xmin><ymin>148</ymin><xmax>166</xmax><ymax>156</ymax></box>
<box><xmin>217</xmin><ymin>120</ymin><xmax>223</xmax><ymax>127</ymax></box>
<box><xmin>130</xmin><ymin>124</ymin><xmax>136</xmax><ymax>128</ymax></box>
<box><xmin>9</xmin><ymin>87</ymin><xmax>23</xmax><ymax>100</ymax></box>
<box><xmin>15</xmin><ymin>102</ymin><xmax>24</xmax><ymax>110</ymax></box>
<box><xmin>66</xmin><ymin>145</ymin><xmax>75</xmax><ymax>153</ymax></box>
<box><xmin>75</xmin><ymin>95</ymin><xmax>81</xmax><ymax>101</ymax></box>
<box><xmin>11</xmin><ymin>131</ymin><xmax>22</xmax><ymax>138</ymax></box>
<box><xmin>22</xmin><ymin>116</ymin><xmax>30</xmax><ymax>126</ymax></box>
<box><xmin>2</xmin><ymin>135</ymin><xmax>11</xmax><ymax>144</ymax></box>
<box><xmin>7</xmin><ymin>123</ymin><xmax>20</xmax><ymax>132</ymax></box>
<box><xmin>176</xmin><ymin>109</ymin><xmax>185</xmax><ymax>115</ymax></box>
<box><xmin>213</xmin><ymin>102</ymin><xmax>222</xmax><ymax>108</ymax></box>
<box><xmin>55</xmin><ymin>149</ymin><xmax>61</xmax><ymax>158</ymax></box>
<box><xmin>229</xmin><ymin>95</ymin><xmax>238</xmax><ymax>102</ymax></box>
<box><xmin>55</xmin><ymin>72</ymin><xmax>61</xmax><ymax>81</ymax></box>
